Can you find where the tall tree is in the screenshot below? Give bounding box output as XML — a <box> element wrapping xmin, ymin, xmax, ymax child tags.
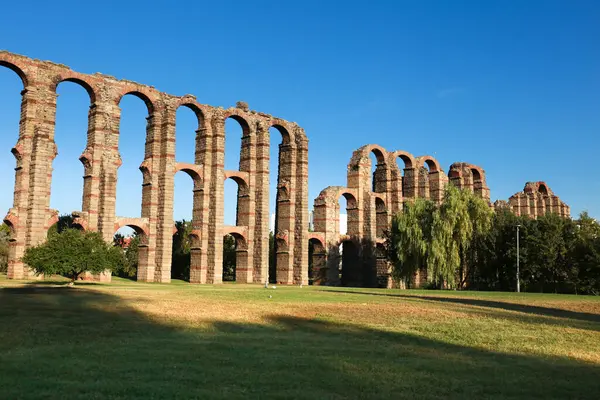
<box><xmin>23</xmin><ymin>229</ymin><xmax>123</xmax><ymax>281</ymax></box>
<box><xmin>386</xmin><ymin>198</ymin><xmax>435</xmax><ymax>285</ymax></box>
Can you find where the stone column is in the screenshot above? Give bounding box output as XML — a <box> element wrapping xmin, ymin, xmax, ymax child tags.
<box><xmin>275</xmin><ymin>141</ymin><xmax>296</xmax><ymax>284</ymax></box>
<box><xmin>154</xmin><ymin>102</ymin><xmax>176</xmax><ymax>283</ymax></box>
<box><xmin>253</xmin><ymin>122</ymin><xmax>270</xmax><ymax>283</ymax></box>
<box><xmin>207</xmin><ymin>114</ymin><xmax>225</xmax><ymax>284</ymax></box>
<box><xmin>5</xmin><ymin>87</ymin><xmax>37</xmax><ymax>278</ymax></box>
<box><xmin>293</xmin><ymin>133</ymin><xmax>309</xmax><ymax>284</ymax></box>
<box><xmin>237</xmin><ymin>123</ymin><xmax>256</xmax><ymax>283</ymax></box>
<box><xmin>190</xmin><ymin>123</ymin><xmax>212</xmax><ymax>283</ymax></box>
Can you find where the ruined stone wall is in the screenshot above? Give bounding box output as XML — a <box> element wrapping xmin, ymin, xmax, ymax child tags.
<box><xmin>310</xmin><ymin>144</ymin><xmax>491</xmax><ymax>288</ymax></box>
<box><xmin>495</xmin><ymin>181</ymin><xmax>570</xmax><ymax>218</ymax></box>
<box><xmin>0</xmin><ymin>51</ymin><xmax>308</xmax><ymax>284</ymax></box>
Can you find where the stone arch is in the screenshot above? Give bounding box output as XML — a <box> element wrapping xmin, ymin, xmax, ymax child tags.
<box><xmin>222</xmin><ymin>227</ymin><xmax>250</xmax><ymax>283</ymax></box>
<box><xmin>389</xmin><ymin>150</ymin><xmax>417</xmax><ymax>203</ymax></box>
<box><xmin>417</xmin><ymin>156</ymin><xmax>440</xmax><ymax>173</ymax></box>
<box><xmin>54</xmin><ymin>74</ymin><xmax>97</xmax><ymax>104</ymax></box>
<box><xmin>117</xmin><ymin>90</ymin><xmax>156</xmax><ymax>115</ymax></box>
<box><xmin>0</xmin><ymin>60</ymin><xmax>28</xmax><ymax>88</ymax></box>
<box><xmin>538</xmin><ymin>182</ymin><xmax>549</xmax><ymax>195</ymax></box>
<box><xmin>470</xmin><ymin>167</ymin><xmax>482</xmax><ymax>182</ymax></box>
<box><xmin>224</xmin><ymin>112</ymin><xmax>251</xmax><ymax>137</ymax></box>
<box><xmin>176</xmin><ymin>100</ymin><xmax>206</xmax><ymax>131</ymax></box>
<box><xmin>269</xmin><ymin>122</ymin><xmax>293</xmax><ymax>146</ymax></box>
<box><xmin>51</xmin><ymin>78</ymin><xmax>95</xmax><ymax>217</ymax></box>
<box><xmin>3</xmin><ymin>213</ymin><xmax>18</xmax><ymax>239</ymax></box>
<box><xmin>416</xmin><ymin>155</ymin><xmax>444</xmax><ymax>202</ymax></box>
<box><xmin>175</xmin><ymin>163</ymin><xmax>203</xmax><ymax>188</ymax></box>
<box><xmin>308</xmin><ymin>234</ymin><xmax>326</xmax><ymax>285</ymax></box>
<box><xmin>114</xmin><ymin>218</ymin><xmax>149</xmax><ymax>236</ymax></box>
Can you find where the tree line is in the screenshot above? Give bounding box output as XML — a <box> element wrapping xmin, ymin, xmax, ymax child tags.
<box><xmin>386</xmin><ymin>185</ymin><xmax>600</xmax><ymax>295</ymax></box>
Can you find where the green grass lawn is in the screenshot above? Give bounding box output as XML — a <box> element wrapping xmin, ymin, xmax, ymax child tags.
<box><xmin>1</xmin><ymin>273</ymin><xmax>599</xmax><ymax>399</ymax></box>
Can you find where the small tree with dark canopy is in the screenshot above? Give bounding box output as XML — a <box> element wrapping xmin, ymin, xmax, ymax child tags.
<box><xmin>23</xmin><ymin>229</ymin><xmax>123</xmax><ymax>282</ymax></box>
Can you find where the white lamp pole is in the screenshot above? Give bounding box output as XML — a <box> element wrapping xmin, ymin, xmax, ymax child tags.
<box><xmin>516</xmin><ymin>224</ymin><xmax>521</xmax><ymax>293</ymax></box>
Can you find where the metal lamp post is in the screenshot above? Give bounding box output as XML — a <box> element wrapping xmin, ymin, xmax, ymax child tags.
<box><xmin>516</xmin><ymin>224</ymin><xmax>521</xmax><ymax>293</ymax></box>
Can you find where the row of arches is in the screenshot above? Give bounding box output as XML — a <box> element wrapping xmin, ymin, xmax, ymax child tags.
<box><xmin>309</xmin><ymin>144</ymin><xmax>490</xmax><ymax>288</ymax></box>
<box><xmin>0</xmin><ymin>51</ymin><xmax>309</xmax><ymax>283</ymax></box>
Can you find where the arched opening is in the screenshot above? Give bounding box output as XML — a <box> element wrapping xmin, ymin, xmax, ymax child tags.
<box><xmin>224</xmin><ymin>178</ymin><xmax>239</xmax><ymax>226</ymax></box>
<box><xmin>370</xmin><ymin>149</ymin><xmax>387</xmax><ymax>193</ymax></box>
<box><xmin>339</xmin><ymin>192</ymin><xmax>358</xmax><ymax>236</ymax></box>
<box><xmin>225</xmin><ymin>116</ymin><xmax>248</xmax><ymax>171</ymax></box>
<box><xmin>116</xmin><ymin>94</ymin><xmax>150</xmax><ymax>218</ymax></box>
<box><xmin>396</xmin><ymin>154</ymin><xmax>415</xmax><ymax>200</ymax></box>
<box><xmin>47</xmin><ymin>214</ymin><xmax>80</xmax><ymax>237</ymax></box>
<box><xmin>538</xmin><ymin>184</ymin><xmax>549</xmax><ymax>195</ymax></box>
<box><xmin>269</xmin><ymin>125</ymin><xmax>292</xmax><ymax>283</ymax></box>
<box><xmin>173</xmin><ymin>106</ymin><xmax>199</xmax><ymax>232</ymax></box>
<box><xmin>470</xmin><ymin>168</ymin><xmax>481</xmax><ymax>182</ymax></box>
<box><xmin>113</xmin><ymin>225</ymin><xmax>144</xmax><ymax>280</ymax></box>
<box><xmin>224</xmin><ymin>117</ymin><xmax>247</xmax><ymax>226</ymax></box>
<box><xmin>175</xmin><ymin>106</ymin><xmax>198</xmax><ymax>164</ymax></box>
<box><xmin>308</xmin><ymin>237</ymin><xmax>326</xmax><ymax>285</ymax></box>
<box><xmin>171</xmin><ymin>219</ymin><xmax>192</xmax><ymax>281</ymax></box>
<box><xmin>222</xmin><ymin>232</ymin><xmax>248</xmax><ymax>283</ymax></box>
<box><xmin>50</xmin><ymin>81</ymin><xmax>90</xmax><ymax>216</ymax></box>
<box><xmin>375</xmin><ymin>197</ymin><xmax>387</xmax><ymax>238</ymax></box>
<box><xmin>340</xmin><ymin>240</ymin><xmax>360</xmax><ymax>287</ymax></box>
<box><xmin>0</xmin><ymin>64</ymin><xmax>25</xmax><ymax>218</ymax></box>
<box><xmin>223</xmin><ymin>234</ymin><xmax>236</xmax><ymax>282</ymax></box>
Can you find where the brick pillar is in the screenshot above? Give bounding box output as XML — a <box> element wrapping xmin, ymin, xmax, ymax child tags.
<box><xmin>140</xmin><ymin>109</ymin><xmax>162</xmax><ymax>282</ymax></box>
<box><xmin>417</xmin><ymin>168</ymin><xmax>430</xmax><ymax>199</ymax></box>
<box><xmin>18</xmin><ymin>84</ymin><xmax>59</xmax><ymax>278</ymax></box>
<box><xmin>208</xmin><ymin>114</ymin><xmax>225</xmax><ymax>284</ymax></box>
<box><xmin>253</xmin><ymin>122</ymin><xmax>270</xmax><ymax>283</ymax></box>
<box><xmin>275</xmin><ymin>141</ymin><xmax>296</xmax><ymax>284</ymax></box>
<box><xmin>190</xmin><ymin>123</ymin><xmax>212</xmax><ymax>283</ymax></box>
<box><xmin>154</xmin><ymin>103</ymin><xmax>176</xmax><ymax>283</ymax></box>
<box><xmin>428</xmin><ymin>171</ymin><xmax>445</xmax><ymax>204</ymax></box>
<box><xmin>237</xmin><ymin>123</ymin><xmax>256</xmax><ymax>283</ymax></box>
<box><xmin>5</xmin><ymin>87</ymin><xmax>34</xmax><ymax>278</ymax></box>
<box><xmin>402</xmin><ymin>167</ymin><xmax>418</xmax><ymax>202</ymax></box>
<box><xmin>80</xmin><ymin>102</ymin><xmax>109</xmax><ymax>232</ymax></box>
<box><xmin>293</xmin><ymin>133</ymin><xmax>309</xmax><ymax>284</ymax></box>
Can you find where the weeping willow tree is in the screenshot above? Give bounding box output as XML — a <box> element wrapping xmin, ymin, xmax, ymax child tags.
<box><xmin>386</xmin><ymin>184</ymin><xmax>493</xmax><ymax>289</ymax></box>
<box><xmin>429</xmin><ymin>184</ymin><xmax>493</xmax><ymax>288</ymax></box>
<box><xmin>386</xmin><ymin>198</ymin><xmax>436</xmax><ymax>285</ymax></box>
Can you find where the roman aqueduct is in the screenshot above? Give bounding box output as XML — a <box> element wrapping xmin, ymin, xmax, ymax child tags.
<box><xmin>0</xmin><ymin>51</ymin><xmax>570</xmax><ymax>287</ymax></box>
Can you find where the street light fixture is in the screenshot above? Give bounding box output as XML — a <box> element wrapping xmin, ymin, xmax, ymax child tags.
<box><xmin>516</xmin><ymin>224</ymin><xmax>521</xmax><ymax>293</ymax></box>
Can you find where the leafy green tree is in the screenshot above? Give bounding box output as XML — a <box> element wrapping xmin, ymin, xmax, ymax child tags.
<box><xmin>47</xmin><ymin>214</ymin><xmax>76</xmax><ymax>237</ymax></box>
<box><xmin>113</xmin><ymin>233</ymin><xmax>140</xmax><ymax>279</ymax></box>
<box><xmin>172</xmin><ymin>220</ymin><xmax>193</xmax><ymax>280</ymax></box>
<box><xmin>223</xmin><ymin>234</ymin><xmax>236</xmax><ymax>281</ymax></box>
<box><xmin>385</xmin><ymin>198</ymin><xmax>435</xmax><ymax>285</ymax></box>
<box><xmin>428</xmin><ymin>184</ymin><xmax>493</xmax><ymax>288</ymax></box>
<box><xmin>22</xmin><ymin>229</ymin><xmax>123</xmax><ymax>281</ymax></box>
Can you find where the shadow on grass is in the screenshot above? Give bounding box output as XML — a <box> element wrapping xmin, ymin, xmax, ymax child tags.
<box><xmin>323</xmin><ymin>289</ymin><xmax>600</xmax><ymax>325</ymax></box>
<box><xmin>0</xmin><ymin>287</ymin><xmax>598</xmax><ymax>399</ymax></box>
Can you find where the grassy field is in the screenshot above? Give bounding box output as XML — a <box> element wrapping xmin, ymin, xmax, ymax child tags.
<box><xmin>1</xmin><ymin>273</ymin><xmax>599</xmax><ymax>399</ymax></box>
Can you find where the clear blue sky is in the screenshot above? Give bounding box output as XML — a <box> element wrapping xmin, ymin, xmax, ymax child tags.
<box><xmin>0</xmin><ymin>0</ymin><xmax>599</xmax><ymax>228</ymax></box>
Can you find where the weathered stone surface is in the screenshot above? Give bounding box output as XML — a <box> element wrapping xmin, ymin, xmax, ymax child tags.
<box><xmin>0</xmin><ymin>51</ymin><xmax>309</xmax><ymax>284</ymax></box>
<box><xmin>499</xmin><ymin>181</ymin><xmax>570</xmax><ymax>219</ymax></box>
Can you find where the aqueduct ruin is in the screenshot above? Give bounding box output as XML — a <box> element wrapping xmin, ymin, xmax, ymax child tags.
<box><xmin>0</xmin><ymin>51</ymin><xmax>308</xmax><ymax>284</ymax></box>
<box><xmin>0</xmin><ymin>51</ymin><xmax>570</xmax><ymax>286</ymax></box>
